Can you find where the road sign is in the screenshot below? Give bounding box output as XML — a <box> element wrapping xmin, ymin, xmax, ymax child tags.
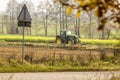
<box><xmin>17</xmin><ymin>4</ymin><xmax>32</xmax><ymax>27</ymax></box>
<box><xmin>18</xmin><ymin>21</ymin><xmax>31</xmax><ymax>27</ymax></box>
<box><xmin>17</xmin><ymin>4</ymin><xmax>32</xmax><ymax>64</ymax></box>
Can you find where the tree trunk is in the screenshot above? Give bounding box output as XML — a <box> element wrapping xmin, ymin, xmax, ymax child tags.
<box><xmin>45</xmin><ymin>15</ymin><xmax>48</xmax><ymax>36</ymax></box>
<box><xmin>10</xmin><ymin>1</ymin><xmax>16</xmax><ymax>34</ymax></box>
<box><xmin>62</xmin><ymin>7</ymin><xmax>65</xmax><ymax>29</ymax></box>
<box><xmin>2</xmin><ymin>16</ymin><xmax>4</xmax><ymax>34</ymax></box>
<box><xmin>75</xmin><ymin>17</ymin><xmax>80</xmax><ymax>37</ymax></box>
<box><xmin>56</xmin><ymin>17</ymin><xmax>58</xmax><ymax>35</ymax></box>
<box><xmin>43</xmin><ymin>15</ymin><xmax>46</xmax><ymax>36</ymax></box>
<box><xmin>75</xmin><ymin>18</ymin><xmax>78</xmax><ymax>35</ymax></box>
<box><xmin>35</xmin><ymin>22</ymin><xmax>37</xmax><ymax>36</ymax></box>
<box><xmin>27</xmin><ymin>28</ymin><xmax>29</xmax><ymax>35</ymax></box>
<box><xmin>78</xmin><ymin>18</ymin><xmax>80</xmax><ymax>38</ymax></box>
<box><xmin>60</xmin><ymin>6</ymin><xmax>62</xmax><ymax>34</ymax></box>
<box><xmin>65</xmin><ymin>8</ymin><xmax>68</xmax><ymax>29</ymax></box>
<box><xmin>10</xmin><ymin>11</ymin><xmax>12</xmax><ymax>34</ymax></box>
<box><xmin>74</xmin><ymin>17</ymin><xmax>76</xmax><ymax>34</ymax></box>
<box><xmin>89</xmin><ymin>11</ymin><xmax>92</xmax><ymax>39</ymax></box>
<box><xmin>102</xmin><ymin>29</ymin><xmax>105</xmax><ymax>39</ymax></box>
<box><xmin>42</xmin><ymin>12</ymin><xmax>48</xmax><ymax>36</ymax></box>
<box><xmin>107</xmin><ymin>29</ymin><xmax>111</xmax><ymax>39</ymax></box>
<box><xmin>30</xmin><ymin>27</ymin><xmax>32</xmax><ymax>35</ymax></box>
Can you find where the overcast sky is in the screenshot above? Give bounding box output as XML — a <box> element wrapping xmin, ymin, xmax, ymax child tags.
<box><xmin>0</xmin><ymin>0</ymin><xmax>120</xmax><ymax>12</ymax></box>
<box><xmin>0</xmin><ymin>0</ymin><xmax>44</xmax><ymax>12</ymax></box>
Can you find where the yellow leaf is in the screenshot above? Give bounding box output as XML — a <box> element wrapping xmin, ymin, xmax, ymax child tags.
<box><xmin>103</xmin><ymin>2</ymin><xmax>108</xmax><ymax>8</ymax></box>
<box><xmin>91</xmin><ymin>0</ymin><xmax>97</xmax><ymax>3</ymax></box>
<box><xmin>94</xmin><ymin>7</ymin><xmax>103</xmax><ymax>17</ymax></box>
<box><xmin>76</xmin><ymin>10</ymin><xmax>81</xmax><ymax>18</ymax></box>
<box><xmin>85</xmin><ymin>0</ymin><xmax>91</xmax><ymax>5</ymax></box>
<box><xmin>89</xmin><ymin>4</ymin><xmax>96</xmax><ymax>10</ymax></box>
<box><xmin>74</xmin><ymin>0</ymin><xmax>77</xmax><ymax>2</ymax></box>
<box><xmin>94</xmin><ymin>7</ymin><xmax>99</xmax><ymax>17</ymax></box>
<box><xmin>80</xmin><ymin>1</ymin><xmax>85</xmax><ymax>6</ymax></box>
<box><xmin>86</xmin><ymin>10</ymin><xmax>90</xmax><ymax>15</ymax></box>
<box><xmin>66</xmin><ymin>7</ymin><xmax>73</xmax><ymax>15</ymax></box>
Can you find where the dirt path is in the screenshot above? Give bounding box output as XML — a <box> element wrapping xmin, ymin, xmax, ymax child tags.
<box><xmin>0</xmin><ymin>71</ymin><xmax>120</xmax><ymax>80</ymax></box>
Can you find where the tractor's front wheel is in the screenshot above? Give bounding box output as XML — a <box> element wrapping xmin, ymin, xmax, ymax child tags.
<box><xmin>56</xmin><ymin>37</ymin><xmax>62</xmax><ymax>44</ymax></box>
<box><xmin>68</xmin><ymin>39</ymin><xmax>74</xmax><ymax>44</ymax></box>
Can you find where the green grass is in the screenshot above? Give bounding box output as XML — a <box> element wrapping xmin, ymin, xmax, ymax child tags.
<box><xmin>0</xmin><ymin>35</ymin><xmax>120</xmax><ymax>45</ymax></box>
<box><xmin>0</xmin><ymin>53</ymin><xmax>119</xmax><ymax>73</ymax></box>
<box><xmin>0</xmin><ymin>60</ymin><xmax>119</xmax><ymax>73</ymax></box>
<box><xmin>0</xmin><ymin>35</ymin><xmax>55</xmax><ymax>43</ymax></box>
<box><xmin>81</xmin><ymin>39</ymin><xmax>120</xmax><ymax>45</ymax></box>
<box><xmin>0</xmin><ymin>66</ymin><xmax>119</xmax><ymax>73</ymax></box>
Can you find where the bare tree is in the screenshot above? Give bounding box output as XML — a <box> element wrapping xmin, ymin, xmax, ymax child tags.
<box><xmin>89</xmin><ymin>11</ymin><xmax>92</xmax><ymax>39</ymax></box>
<box><xmin>38</xmin><ymin>0</ymin><xmax>54</xmax><ymax>36</ymax></box>
<box><xmin>6</xmin><ymin>0</ymin><xmax>19</xmax><ymax>34</ymax></box>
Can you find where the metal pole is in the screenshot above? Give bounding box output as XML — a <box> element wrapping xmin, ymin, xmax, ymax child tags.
<box><xmin>22</xmin><ymin>4</ymin><xmax>26</xmax><ymax>64</ymax></box>
<box><xmin>22</xmin><ymin>26</ymin><xmax>25</xmax><ymax>64</ymax></box>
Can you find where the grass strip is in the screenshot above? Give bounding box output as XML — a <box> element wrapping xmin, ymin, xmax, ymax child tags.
<box><xmin>0</xmin><ymin>65</ymin><xmax>119</xmax><ymax>73</ymax></box>
<box><xmin>0</xmin><ymin>35</ymin><xmax>120</xmax><ymax>45</ymax></box>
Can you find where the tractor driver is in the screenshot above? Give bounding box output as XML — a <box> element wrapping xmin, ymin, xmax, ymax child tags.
<box><xmin>66</xmin><ymin>30</ymin><xmax>71</xmax><ymax>42</ymax></box>
<box><xmin>66</xmin><ymin>30</ymin><xmax>71</xmax><ymax>36</ymax></box>
<box><xmin>62</xmin><ymin>30</ymin><xmax>71</xmax><ymax>43</ymax></box>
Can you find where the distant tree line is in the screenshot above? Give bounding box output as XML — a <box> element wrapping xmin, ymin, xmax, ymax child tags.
<box><xmin>0</xmin><ymin>0</ymin><xmax>119</xmax><ymax>39</ymax></box>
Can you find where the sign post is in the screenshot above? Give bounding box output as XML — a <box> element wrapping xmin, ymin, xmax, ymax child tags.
<box><xmin>17</xmin><ymin>4</ymin><xmax>32</xmax><ymax>64</ymax></box>
<box><xmin>22</xmin><ymin>24</ymin><xmax>25</xmax><ymax>64</ymax></box>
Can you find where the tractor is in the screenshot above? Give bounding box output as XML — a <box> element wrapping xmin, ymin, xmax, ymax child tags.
<box><xmin>56</xmin><ymin>30</ymin><xmax>80</xmax><ymax>44</ymax></box>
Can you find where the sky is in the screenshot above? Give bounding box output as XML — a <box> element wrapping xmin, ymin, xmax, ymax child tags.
<box><xmin>0</xmin><ymin>0</ymin><xmax>43</xmax><ymax>12</ymax></box>
<box><xmin>0</xmin><ymin>0</ymin><xmax>120</xmax><ymax>12</ymax></box>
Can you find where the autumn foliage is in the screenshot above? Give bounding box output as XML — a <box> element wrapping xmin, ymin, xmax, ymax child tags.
<box><xmin>54</xmin><ymin>0</ymin><xmax>120</xmax><ymax>30</ymax></box>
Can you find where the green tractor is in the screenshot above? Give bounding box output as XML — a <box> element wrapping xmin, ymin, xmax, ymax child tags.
<box><xmin>56</xmin><ymin>30</ymin><xmax>80</xmax><ymax>44</ymax></box>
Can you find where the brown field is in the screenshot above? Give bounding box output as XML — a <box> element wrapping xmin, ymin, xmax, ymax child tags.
<box><xmin>0</xmin><ymin>44</ymin><xmax>118</xmax><ymax>65</ymax></box>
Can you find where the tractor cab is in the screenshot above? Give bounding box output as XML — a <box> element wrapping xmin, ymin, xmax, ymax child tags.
<box><xmin>60</xmin><ymin>30</ymin><xmax>71</xmax><ymax>35</ymax></box>
<box><xmin>56</xmin><ymin>30</ymin><xmax>80</xmax><ymax>44</ymax></box>
<box><xmin>60</xmin><ymin>30</ymin><xmax>71</xmax><ymax>39</ymax></box>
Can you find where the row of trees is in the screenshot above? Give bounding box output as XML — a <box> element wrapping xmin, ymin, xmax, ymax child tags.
<box><xmin>0</xmin><ymin>0</ymin><xmax>34</xmax><ymax>34</ymax></box>
<box><xmin>0</xmin><ymin>0</ymin><xmax>119</xmax><ymax>39</ymax></box>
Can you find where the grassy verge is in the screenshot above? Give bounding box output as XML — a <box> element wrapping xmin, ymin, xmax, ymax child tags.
<box><xmin>0</xmin><ymin>55</ymin><xmax>119</xmax><ymax>73</ymax></box>
<box><xmin>0</xmin><ymin>62</ymin><xmax>119</xmax><ymax>73</ymax></box>
<box><xmin>0</xmin><ymin>66</ymin><xmax>119</xmax><ymax>73</ymax></box>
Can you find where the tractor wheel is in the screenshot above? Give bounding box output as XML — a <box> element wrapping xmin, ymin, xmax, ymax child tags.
<box><xmin>68</xmin><ymin>39</ymin><xmax>74</xmax><ymax>44</ymax></box>
<box><xmin>75</xmin><ymin>39</ymin><xmax>80</xmax><ymax>44</ymax></box>
<box><xmin>56</xmin><ymin>37</ymin><xmax>62</xmax><ymax>44</ymax></box>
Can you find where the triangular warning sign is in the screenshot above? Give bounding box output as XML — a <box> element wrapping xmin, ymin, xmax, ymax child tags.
<box><xmin>17</xmin><ymin>4</ymin><xmax>32</xmax><ymax>21</ymax></box>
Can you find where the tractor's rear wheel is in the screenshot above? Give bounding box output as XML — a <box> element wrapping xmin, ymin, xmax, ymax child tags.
<box><xmin>68</xmin><ymin>39</ymin><xmax>74</xmax><ymax>44</ymax></box>
<box><xmin>56</xmin><ymin>37</ymin><xmax>62</xmax><ymax>44</ymax></box>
